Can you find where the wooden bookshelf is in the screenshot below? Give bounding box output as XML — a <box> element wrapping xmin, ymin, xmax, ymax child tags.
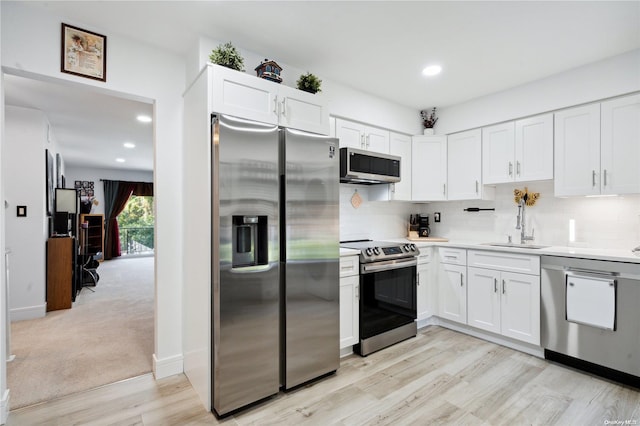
<box><xmin>79</xmin><ymin>213</ymin><xmax>104</xmax><ymax>256</ymax></box>
<box><xmin>46</xmin><ymin>237</ymin><xmax>74</xmax><ymax>311</ymax></box>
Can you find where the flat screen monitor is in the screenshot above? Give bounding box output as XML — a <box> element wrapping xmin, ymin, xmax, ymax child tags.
<box><xmin>55</xmin><ymin>188</ymin><xmax>78</xmax><ymax>214</ymax></box>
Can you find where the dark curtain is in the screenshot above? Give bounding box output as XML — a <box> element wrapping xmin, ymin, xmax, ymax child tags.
<box><xmin>103</xmin><ymin>179</ymin><xmax>154</xmax><ymax>260</ymax></box>
<box><xmin>103</xmin><ymin>180</ymin><xmax>135</xmax><ymax>260</ymax></box>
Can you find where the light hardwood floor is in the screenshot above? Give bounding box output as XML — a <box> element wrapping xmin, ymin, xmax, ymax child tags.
<box><xmin>7</xmin><ymin>326</ymin><xmax>640</xmax><ymax>425</ymax></box>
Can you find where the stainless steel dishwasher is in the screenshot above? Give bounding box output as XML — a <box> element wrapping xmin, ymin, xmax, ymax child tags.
<box><xmin>541</xmin><ymin>255</ymin><xmax>640</xmax><ymax>387</ymax></box>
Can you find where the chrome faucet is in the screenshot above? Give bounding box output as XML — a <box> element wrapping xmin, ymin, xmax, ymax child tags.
<box><xmin>515</xmin><ymin>198</ymin><xmax>535</xmax><ymax>244</ymax></box>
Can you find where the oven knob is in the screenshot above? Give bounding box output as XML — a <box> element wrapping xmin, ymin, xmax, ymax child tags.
<box><xmin>410</xmin><ymin>244</ymin><xmax>417</xmax><ymax>251</ymax></box>
<box><xmin>365</xmin><ymin>248</ymin><xmax>373</xmax><ymax>256</ymax></box>
<box><xmin>373</xmin><ymin>247</ymin><xmax>381</xmax><ymax>255</ymax></box>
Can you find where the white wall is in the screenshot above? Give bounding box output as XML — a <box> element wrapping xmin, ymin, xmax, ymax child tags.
<box><xmin>65</xmin><ymin>166</ymin><xmax>153</xmax><ymax>216</ymax></box>
<box><xmin>424</xmin><ymin>181</ymin><xmax>640</xmax><ymax>250</ymax></box>
<box><xmin>1</xmin><ymin>1</ymin><xmax>185</xmax><ymax>382</ymax></box>
<box><xmin>437</xmin><ymin>49</ymin><xmax>640</xmax><ymax>135</ymax></box>
<box><xmin>3</xmin><ymin>106</ymin><xmax>55</xmax><ymax>321</ymax></box>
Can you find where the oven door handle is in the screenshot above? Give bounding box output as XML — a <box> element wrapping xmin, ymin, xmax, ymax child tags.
<box><xmin>360</xmin><ymin>258</ymin><xmax>417</xmax><ymax>274</ymax></box>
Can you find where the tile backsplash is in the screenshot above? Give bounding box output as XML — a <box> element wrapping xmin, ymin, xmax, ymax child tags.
<box><xmin>339</xmin><ymin>185</ymin><xmax>429</xmax><ymax>242</ymax></box>
<box><xmin>340</xmin><ymin>181</ymin><xmax>640</xmax><ymax>250</ymax></box>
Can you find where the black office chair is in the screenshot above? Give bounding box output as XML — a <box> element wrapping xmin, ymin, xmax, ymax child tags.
<box><xmin>80</xmin><ymin>251</ymin><xmax>101</xmax><ymax>288</ymax></box>
<box><xmin>78</xmin><ymin>223</ymin><xmax>101</xmax><ymax>292</ymax></box>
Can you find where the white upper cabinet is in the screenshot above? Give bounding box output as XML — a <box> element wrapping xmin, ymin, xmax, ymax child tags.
<box><xmin>335</xmin><ymin>118</ymin><xmax>390</xmax><ymax>152</ymax></box>
<box><xmin>210</xmin><ymin>64</ymin><xmax>329</xmax><ymax>135</ymax></box>
<box><xmin>447</xmin><ymin>129</ymin><xmax>484</xmax><ymax>200</ymax></box>
<box><xmin>554</xmin><ymin>103</ymin><xmax>601</xmax><ymax>196</ymax></box>
<box><xmin>278</xmin><ymin>84</ymin><xmax>330</xmax><ymax>135</ymax></box>
<box><xmin>482</xmin><ymin>122</ymin><xmax>515</xmax><ymax>184</ymax></box>
<box><xmin>600</xmin><ymin>94</ymin><xmax>640</xmax><ymax>195</ymax></box>
<box><xmin>412</xmin><ymin>135</ymin><xmax>447</xmax><ymax>201</ymax></box>
<box><xmin>482</xmin><ymin>113</ymin><xmax>553</xmax><ymax>184</ymax></box>
<box><xmin>388</xmin><ymin>132</ymin><xmax>412</xmax><ymax>201</ymax></box>
<box><xmin>515</xmin><ymin>113</ymin><xmax>554</xmax><ymax>182</ymax></box>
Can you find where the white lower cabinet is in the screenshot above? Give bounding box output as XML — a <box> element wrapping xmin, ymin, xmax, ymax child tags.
<box><xmin>339</xmin><ymin>255</ymin><xmax>359</xmax><ymax>349</ymax></box>
<box><xmin>416</xmin><ymin>247</ymin><xmax>433</xmax><ymax>321</ymax></box>
<box><xmin>437</xmin><ymin>248</ymin><xmax>467</xmax><ymax>325</ymax></box>
<box><xmin>467</xmin><ymin>250</ymin><xmax>540</xmax><ymax>345</ymax></box>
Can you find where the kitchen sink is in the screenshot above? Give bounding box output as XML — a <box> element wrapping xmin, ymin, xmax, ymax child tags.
<box><xmin>482</xmin><ymin>242</ymin><xmax>550</xmax><ymax>250</ymax></box>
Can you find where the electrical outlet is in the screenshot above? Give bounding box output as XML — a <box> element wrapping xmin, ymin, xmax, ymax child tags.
<box><xmin>434</xmin><ymin>212</ymin><xmax>441</xmax><ymax>222</ymax></box>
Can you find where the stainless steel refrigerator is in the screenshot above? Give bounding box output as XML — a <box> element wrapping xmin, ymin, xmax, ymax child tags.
<box><xmin>212</xmin><ymin>114</ymin><xmax>339</xmax><ymax>416</ymax></box>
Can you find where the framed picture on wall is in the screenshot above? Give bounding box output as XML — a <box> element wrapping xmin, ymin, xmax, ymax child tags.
<box><xmin>61</xmin><ymin>23</ymin><xmax>107</xmax><ymax>82</ymax></box>
<box><xmin>46</xmin><ymin>149</ymin><xmax>54</xmax><ymax>216</ymax></box>
<box><xmin>56</xmin><ymin>152</ymin><xmax>63</xmax><ymax>188</ymax></box>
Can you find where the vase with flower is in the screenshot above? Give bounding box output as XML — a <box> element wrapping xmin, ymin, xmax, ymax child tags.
<box><xmin>420</xmin><ymin>107</ymin><xmax>438</xmax><ymax>135</ymax></box>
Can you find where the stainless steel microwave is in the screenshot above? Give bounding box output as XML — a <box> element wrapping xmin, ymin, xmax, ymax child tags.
<box><xmin>339</xmin><ymin>147</ymin><xmax>401</xmax><ymax>184</ymax></box>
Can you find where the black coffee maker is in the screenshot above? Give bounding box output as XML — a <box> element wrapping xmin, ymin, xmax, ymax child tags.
<box><xmin>418</xmin><ymin>215</ymin><xmax>430</xmax><ymax>238</ymax></box>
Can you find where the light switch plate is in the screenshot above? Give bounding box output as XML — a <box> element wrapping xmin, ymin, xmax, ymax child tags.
<box><xmin>434</xmin><ymin>212</ymin><xmax>441</xmax><ymax>222</ymax></box>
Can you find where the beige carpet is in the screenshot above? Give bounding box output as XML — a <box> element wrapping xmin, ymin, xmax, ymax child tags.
<box><xmin>7</xmin><ymin>255</ymin><xmax>154</xmax><ymax>409</ymax></box>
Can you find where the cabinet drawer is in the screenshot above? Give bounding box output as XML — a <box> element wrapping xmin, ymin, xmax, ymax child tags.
<box><xmin>416</xmin><ymin>247</ymin><xmax>432</xmax><ymax>264</ymax></box>
<box><xmin>340</xmin><ymin>255</ymin><xmax>359</xmax><ymax>277</ymax></box>
<box><xmin>468</xmin><ymin>250</ymin><xmax>540</xmax><ymax>275</ymax></box>
<box><xmin>439</xmin><ymin>247</ymin><xmax>467</xmax><ymax>265</ymax></box>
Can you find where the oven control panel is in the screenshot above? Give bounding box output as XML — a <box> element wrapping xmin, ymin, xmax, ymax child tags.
<box><xmin>360</xmin><ymin>243</ymin><xmax>419</xmax><ymax>263</ymax></box>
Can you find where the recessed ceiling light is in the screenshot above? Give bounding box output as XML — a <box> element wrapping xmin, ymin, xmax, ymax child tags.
<box><xmin>422</xmin><ymin>65</ymin><xmax>442</xmax><ymax>77</ymax></box>
<box><xmin>137</xmin><ymin>115</ymin><xmax>152</xmax><ymax>123</ymax></box>
<box><xmin>123</xmin><ymin>142</ymin><xmax>136</xmax><ymax>149</ymax></box>
<box><xmin>116</xmin><ymin>158</ymin><xmax>126</xmax><ymax>163</ymax></box>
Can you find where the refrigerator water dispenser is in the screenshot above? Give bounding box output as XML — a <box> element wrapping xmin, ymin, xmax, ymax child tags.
<box><xmin>232</xmin><ymin>215</ymin><xmax>268</xmax><ymax>267</ymax></box>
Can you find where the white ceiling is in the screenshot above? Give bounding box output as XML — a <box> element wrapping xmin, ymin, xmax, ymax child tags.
<box><xmin>4</xmin><ymin>1</ymin><xmax>640</xmax><ymax>171</ymax></box>
<box><xmin>4</xmin><ymin>74</ymin><xmax>154</xmax><ymax>171</ymax></box>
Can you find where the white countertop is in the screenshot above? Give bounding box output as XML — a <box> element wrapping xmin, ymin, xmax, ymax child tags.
<box><xmin>386</xmin><ymin>238</ymin><xmax>640</xmax><ymax>264</ymax></box>
<box><xmin>340</xmin><ymin>247</ymin><xmax>360</xmax><ymax>257</ymax></box>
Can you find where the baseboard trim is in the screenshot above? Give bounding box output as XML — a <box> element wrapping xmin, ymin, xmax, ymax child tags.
<box><xmin>339</xmin><ymin>347</ymin><xmax>353</xmax><ymax>358</ymax></box>
<box><xmin>1</xmin><ymin>389</ymin><xmax>9</xmax><ymax>424</ymax></box>
<box><xmin>153</xmin><ymin>353</ymin><xmax>184</xmax><ymax>379</ymax></box>
<box><xmin>10</xmin><ymin>304</ymin><xmax>46</xmax><ymax>321</ymax></box>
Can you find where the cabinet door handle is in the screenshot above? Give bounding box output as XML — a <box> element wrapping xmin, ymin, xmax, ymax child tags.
<box><xmin>502</xmin><ymin>279</ymin><xmax>506</xmax><ymax>294</ymax></box>
<box><xmin>443</xmin><ymin>183</ymin><xmax>446</xmax><ymax>196</ymax></box>
<box><xmin>416</xmin><ymin>272</ymin><xmax>420</xmax><ymax>286</ymax></box>
<box><xmin>509</xmin><ymin>162</ymin><xmax>513</xmax><ymax>177</ymax></box>
<box><xmin>273</xmin><ymin>96</ymin><xmax>278</xmax><ymax>115</ymax></box>
<box><xmin>592</xmin><ymin>170</ymin><xmax>597</xmax><ymax>187</ymax></box>
<box><xmin>475</xmin><ymin>180</ymin><xmax>479</xmax><ymax>194</ymax></box>
<box><xmin>360</xmin><ymin>134</ymin><xmax>365</xmax><ymax>149</ymax></box>
<box><xmin>516</xmin><ymin>161</ymin><xmax>521</xmax><ymax>176</ymax></box>
<box><xmin>366</xmin><ymin>135</ymin><xmax>370</xmax><ymax>148</ymax></box>
<box><xmin>603</xmin><ymin>169</ymin><xmax>608</xmax><ymax>187</ymax></box>
<box><xmin>460</xmin><ymin>273</ymin><xmax>464</xmax><ymax>287</ymax></box>
<box><xmin>494</xmin><ymin>278</ymin><xmax>497</xmax><ymax>293</ymax></box>
<box><xmin>281</xmin><ymin>98</ymin><xmax>287</xmax><ymax>117</ymax></box>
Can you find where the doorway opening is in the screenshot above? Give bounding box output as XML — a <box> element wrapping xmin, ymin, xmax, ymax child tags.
<box><xmin>2</xmin><ymin>71</ymin><xmax>156</xmax><ymax>410</ymax></box>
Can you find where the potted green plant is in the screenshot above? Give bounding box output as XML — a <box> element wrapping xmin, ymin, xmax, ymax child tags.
<box><xmin>420</xmin><ymin>107</ymin><xmax>438</xmax><ymax>134</ymax></box>
<box><xmin>296</xmin><ymin>72</ymin><xmax>322</xmax><ymax>94</ymax></box>
<box><xmin>209</xmin><ymin>42</ymin><xmax>245</xmax><ymax>71</ymax></box>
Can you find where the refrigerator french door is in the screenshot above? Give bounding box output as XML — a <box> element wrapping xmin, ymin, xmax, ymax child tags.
<box><xmin>281</xmin><ymin>128</ymin><xmax>340</xmax><ymax>389</ymax></box>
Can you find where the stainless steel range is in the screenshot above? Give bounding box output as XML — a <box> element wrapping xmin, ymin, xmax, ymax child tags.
<box><xmin>340</xmin><ymin>240</ymin><xmax>420</xmax><ymax>356</ymax></box>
